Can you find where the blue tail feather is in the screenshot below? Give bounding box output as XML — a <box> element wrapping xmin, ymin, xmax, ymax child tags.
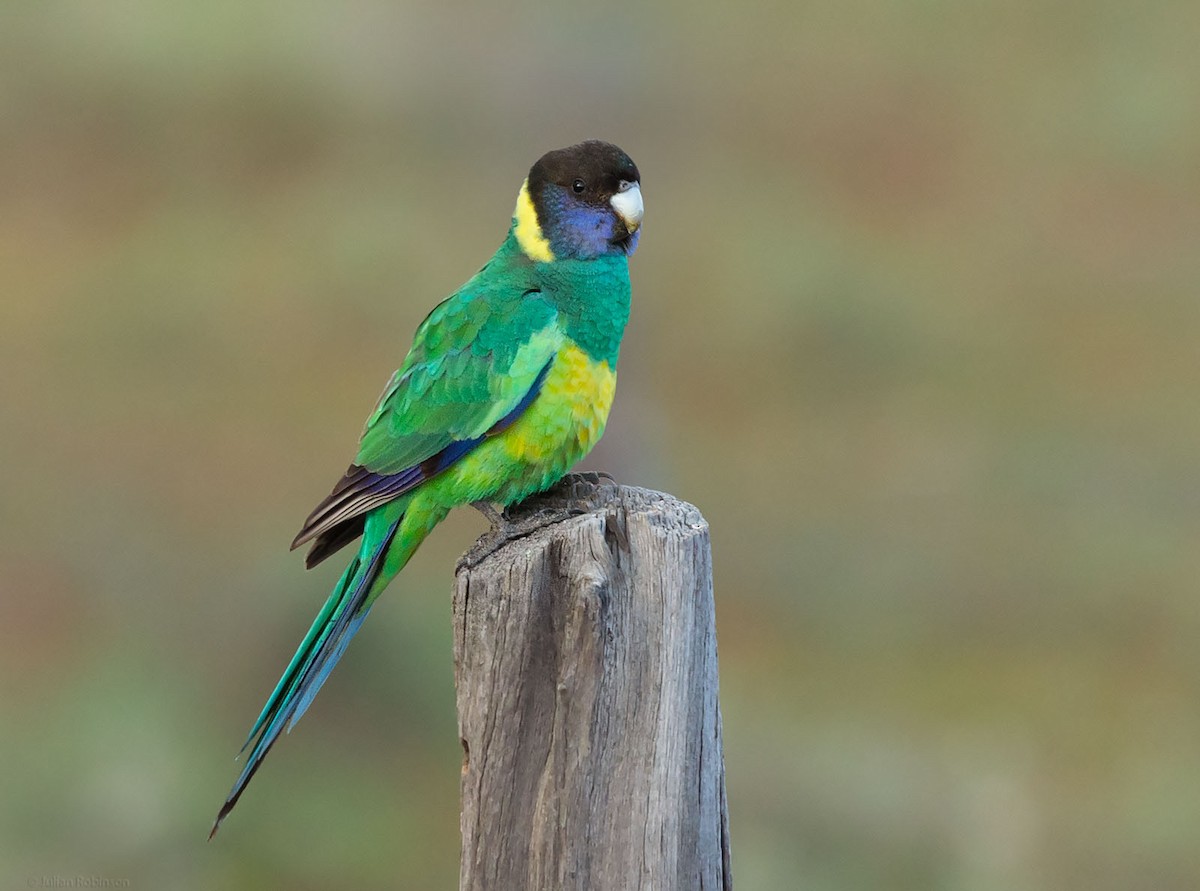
<box><xmin>289</xmin><ymin>608</ymin><xmax>371</xmax><ymax>730</ymax></box>
<box><xmin>239</xmin><ymin>558</ymin><xmax>359</xmax><ymax>754</ymax></box>
<box><xmin>209</xmin><ymin>516</ymin><xmax>401</xmax><ymax>839</ymax></box>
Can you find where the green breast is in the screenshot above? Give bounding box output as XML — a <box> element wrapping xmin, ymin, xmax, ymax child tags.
<box><xmin>536</xmin><ymin>254</ymin><xmax>632</xmax><ymax>367</ymax></box>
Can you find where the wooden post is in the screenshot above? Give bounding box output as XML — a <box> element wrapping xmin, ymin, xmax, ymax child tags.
<box><xmin>452</xmin><ymin>473</ymin><xmax>732</xmax><ymax>891</ymax></box>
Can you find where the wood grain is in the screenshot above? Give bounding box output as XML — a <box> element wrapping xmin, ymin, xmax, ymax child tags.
<box><xmin>454</xmin><ymin>473</ymin><xmax>732</xmax><ymax>891</ymax></box>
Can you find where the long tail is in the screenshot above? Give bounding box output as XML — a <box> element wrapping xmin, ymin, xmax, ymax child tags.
<box><xmin>209</xmin><ymin>501</ymin><xmax>444</xmax><ymax>838</ymax></box>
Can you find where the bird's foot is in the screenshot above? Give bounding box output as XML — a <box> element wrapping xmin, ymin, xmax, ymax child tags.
<box><xmin>462</xmin><ymin>501</ymin><xmax>532</xmax><ymax>566</ymax></box>
<box><xmin>472</xmin><ymin>500</ymin><xmax>525</xmax><ymax>533</ymax></box>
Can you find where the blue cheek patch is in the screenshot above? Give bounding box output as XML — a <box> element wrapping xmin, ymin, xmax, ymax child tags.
<box><xmin>556</xmin><ymin>204</ymin><xmax>617</xmax><ymax>257</ymax></box>
<box><xmin>540</xmin><ymin>188</ymin><xmax>622</xmax><ymax>259</ymax></box>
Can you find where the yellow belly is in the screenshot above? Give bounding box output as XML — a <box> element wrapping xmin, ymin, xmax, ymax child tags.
<box><xmin>429</xmin><ymin>340</ymin><xmax>617</xmax><ymax>508</ymax></box>
<box><xmin>501</xmin><ymin>341</ymin><xmax>616</xmax><ymax>465</ymax></box>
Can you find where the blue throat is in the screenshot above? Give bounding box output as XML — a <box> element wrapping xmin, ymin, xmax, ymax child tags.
<box><xmin>540</xmin><ymin>188</ymin><xmax>638</xmax><ymax>260</ymax></box>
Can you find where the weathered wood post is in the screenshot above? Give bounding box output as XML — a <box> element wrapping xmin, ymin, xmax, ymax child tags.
<box><xmin>453</xmin><ymin>473</ymin><xmax>732</xmax><ymax>891</ymax></box>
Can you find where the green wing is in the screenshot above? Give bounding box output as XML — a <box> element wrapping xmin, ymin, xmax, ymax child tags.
<box><xmin>357</xmin><ymin>285</ymin><xmax>559</xmax><ymax>472</ymax></box>
<box><xmin>291</xmin><ymin>280</ymin><xmax>561</xmax><ymax>564</ymax></box>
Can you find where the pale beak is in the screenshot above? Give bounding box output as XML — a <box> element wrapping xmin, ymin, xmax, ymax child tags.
<box><xmin>610</xmin><ymin>181</ymin><xmax>643</xmax><ymax>233</ymax></box>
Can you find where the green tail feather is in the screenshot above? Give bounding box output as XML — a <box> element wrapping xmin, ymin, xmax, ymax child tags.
<box><xmin>209</xmin><ymin>515</ymin><xmax>400</xmax><ymax>839</ymax></box>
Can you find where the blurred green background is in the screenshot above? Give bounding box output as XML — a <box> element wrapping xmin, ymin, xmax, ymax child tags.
<box><xmin>3</xmin><ymin>1</ymin><xmax>1198</xmax><ymax>888</ymax></box>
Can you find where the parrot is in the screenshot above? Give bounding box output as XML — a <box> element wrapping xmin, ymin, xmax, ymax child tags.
<box><xmin>210</xmin><ymin>140</ymin><xmax>643</xmax><ymax>837</ymax></box>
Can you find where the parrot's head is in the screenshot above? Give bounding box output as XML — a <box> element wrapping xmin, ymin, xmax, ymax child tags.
<box><xmin>513</xmin><ymin>140</ymin><xmax>642</xmax><ymax>262</ymax></box>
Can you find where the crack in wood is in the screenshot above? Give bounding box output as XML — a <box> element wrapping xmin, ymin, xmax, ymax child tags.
<box><xmin>453</xmin><ymin>475</ymin><xmax>732</xmax><ymax>890</ymax></box>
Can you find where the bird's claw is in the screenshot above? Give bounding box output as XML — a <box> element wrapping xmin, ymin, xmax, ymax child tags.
<box><xmin>471</xmin><ymin>500</ymin><xmax>506</xmax><ymax>527</ymax></box>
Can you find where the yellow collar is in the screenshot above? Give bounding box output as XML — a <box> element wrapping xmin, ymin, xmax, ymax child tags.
<box><xmin>513</xmin><ymin>179</ymin><xmax>555</xmax><ymax>263</ymax></box>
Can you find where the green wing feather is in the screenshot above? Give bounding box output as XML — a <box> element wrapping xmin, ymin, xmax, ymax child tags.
<box><xmin>357</xmin><ymin>283</ymin><xmax>560</xmax><ymax>472</ymax></box>
<box><xmin>292</xmin><ymin>277</ymin><xmax>563</xmax><ymax>558</ymax></box>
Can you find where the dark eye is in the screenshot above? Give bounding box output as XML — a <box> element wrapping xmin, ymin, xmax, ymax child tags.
<box><xmin>572</xmin><ymin>178</ymin><xmax>585</xmax><ymax>194</ymax></box>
